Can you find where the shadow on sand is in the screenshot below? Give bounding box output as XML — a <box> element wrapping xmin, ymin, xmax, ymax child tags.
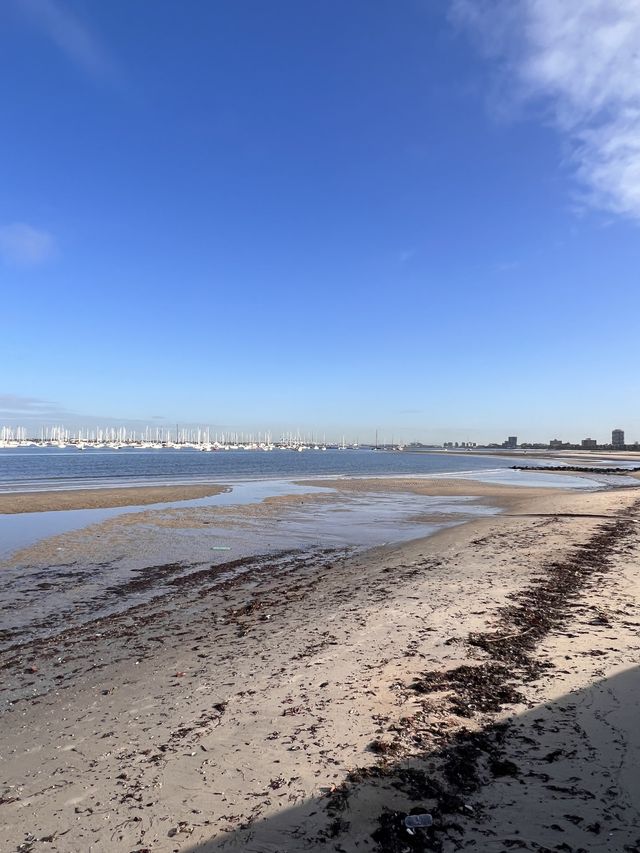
<box><xmin>180</xmin><ymin>664</ymin><xmax>640</xmax><ymax>852</ymax></box>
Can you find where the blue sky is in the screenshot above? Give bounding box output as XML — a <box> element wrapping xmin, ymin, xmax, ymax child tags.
<box><xmin>1</xmin><ymin>0</ymin><xmax>638</xmax><ymax>444</ymax></box>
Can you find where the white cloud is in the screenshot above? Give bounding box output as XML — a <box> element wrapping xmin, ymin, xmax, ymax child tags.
<box><xmin>452</xmin><ymin>0</ymin><xmax>640</xmax><ymax>221</ymax></box>
<box><xmin>18</xmin><ymin>0</ymin><xmax>117</xmax><ymax>81</ymax></box>
<box><xmin>0</xmin><ymin>223</ymin><xmax>56</xmax><ymax>266</ymax></box>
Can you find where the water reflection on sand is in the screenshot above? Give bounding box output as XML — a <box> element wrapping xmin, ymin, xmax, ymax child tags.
<box><xmin>0</xmin><ymin>468</ymin><xmax>618</xmax><ymax>651</ymax></box>
<box><xmin>0</xmin><ymin>482</ymin><xmax>500</xmax><ymax>650</ymax></box>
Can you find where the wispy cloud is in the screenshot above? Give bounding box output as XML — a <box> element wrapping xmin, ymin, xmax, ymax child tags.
<box><xmin>0</xmin><ymin>394</ymin><xmax>66</xmax><ymax>418</ymax></box>
<box><xmin>452</xmin><ymin>0</ymin><xmax>640</xmax><ymax>222</ymax></box>
<box><xmin>0</xmin><ymin>395</ymin><xmax>230</xmax><ymax>432</ymax></box>
<box><xmin>18</xmin><ymin>0</ymin><xmax>118</xmax><ymax>82</ymax></box>
<box><xmin>0</xmin><ymin>394</ymin><xmax>143</xmax><ymax>428</ymax></box>
<box><xmin>0</xmin><ymin>223</ymin><xmax>56</xmax><ymax>266</ymax></box>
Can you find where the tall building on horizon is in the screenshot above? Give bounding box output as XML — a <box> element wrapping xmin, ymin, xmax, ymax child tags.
<box><xmin>612</xmin><ymin>428</ymin><xmax>625</xmax><ymax>449</ymax></box>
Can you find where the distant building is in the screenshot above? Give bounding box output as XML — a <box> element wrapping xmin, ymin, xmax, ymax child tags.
<box><xmin>612</xmin><ymin>429</ymin><xmax>625</xmax><ymax>449</ymax></box>
<box><xmin>502</xmin><ymin>436</ymin><xmax>517</xmax><ymax>449</ymax></box>
<box><xmin>549</xmin><ymin>438</ymin><xmax>564</xmax><ymax>449</ymax></box>
<box><xmin>581</xmin><ymin>438</ymin><xmax>597</xmax><ymax>449</ymax></box>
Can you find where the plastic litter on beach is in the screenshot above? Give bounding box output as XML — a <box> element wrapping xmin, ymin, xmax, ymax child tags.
<box><xmin>404</xmin><ymin>813</ymin><xmax>433</xmax><ymax>834</ymax></box>
<box><xmin>212</xmin><ymin>546</ymin><xmax>232</xmax><ymax>551</ymax></box>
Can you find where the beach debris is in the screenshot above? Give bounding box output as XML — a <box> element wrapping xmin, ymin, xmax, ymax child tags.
<box><xmin>371</xmin><ymin>511</ymin><xmax>640</xmax><ymax>852</ymax></box>
<box><xmin>167</xmin><ymin>821</ymin><xmax>193</xmax><ymax>837</ymax></box>
<box><xmin>369</xmin><ymin>738</ymin><xmax>400</xmax><ymax>756</ymax></box>
<box><xmin>0</xmin><ymin>792</ymin><xmax>20</xmax><ymax>805</ymax></box>
<box><xmin>372</xmin><ymin>810</ymin><xmax>435</xmax><ymax>851</ymax></box>
<box><xmin>404</xmin><ymin>812</ymin><xmax>434</xmax><ymax>834</ymax></box>
<box><xmin>212</xmin><ymin>546</ymin><xmax>232</xmax><ymax>551</ymax></box>
<box><xmin>411</xmin><ymin>661</ymin><xmax>523</xmax><ymax>716</ymax></box>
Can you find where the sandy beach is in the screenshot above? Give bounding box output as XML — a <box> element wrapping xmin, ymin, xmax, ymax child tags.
<box><xmin>1</xmin><ymin>477</ymin><xmax>640</xmax><ymax>852</ymax></box>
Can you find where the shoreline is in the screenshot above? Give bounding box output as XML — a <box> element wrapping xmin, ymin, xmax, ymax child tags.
<box><xmin>0</xmin><ymin>471</ymin><xmax>596</xmax><ymax>516</ymax></box>
<box><xmin>2</xmin><ymin>481</ymin><xmax>640</xmax><ymax>850</ymax></box>
<box><xmin>2</xmin><ymin>451</ymin><xmax>637</xmax><ymax>516</ymax></box>
<box><xmin>297</xmin><ymin>475</ymin><xmax>579</xmax><ymax>513</ymax></box>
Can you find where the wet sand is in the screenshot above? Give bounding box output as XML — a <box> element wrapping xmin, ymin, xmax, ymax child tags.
<box><xmin>1</xmin><ymin>481</ymin><xmax>640</xmax><ymax>851</ymax></box>
<box><xmin>298</xmin><ymin>475</ymin><xmax>571</xmax><ymax>508</ymax></box>
<box><xmin>0</xmin><ymin>483</ymin><xmax>229</xmax><ymax>514</ymax></box>
<box><xmin>0</xmin><ymin>481</ymin><xmax>497</xmax><ymax>649</ymax></box>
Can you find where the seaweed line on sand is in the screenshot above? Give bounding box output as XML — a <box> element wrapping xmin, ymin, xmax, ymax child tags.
<box><xmin>319</xmin><ymin>500</ymin><xmax>640</xmax><ymax>852</ymax></box>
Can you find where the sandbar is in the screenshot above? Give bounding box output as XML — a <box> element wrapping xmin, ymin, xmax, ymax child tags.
<box><xmin>0</xmin><ymin>483</ymin><xmax>229</xmax><ymax>514</ymax></box>
<box><xmin>297</xmin><ymin>475</ymin><xmax>575</xmax><ymax>511</ymax></box>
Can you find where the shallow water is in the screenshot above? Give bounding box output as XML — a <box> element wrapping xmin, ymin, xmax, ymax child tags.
<box><xmin>430</xmin><ymin>468</ymin><xmax>629</xmax><ymax>489</ymax></box>
<box><xmin>0</xmin><ymin>457</ymin><xmax>630</xmax><ymax>652</ymax></box>
<box><xmin>0</xmin><ymin>479</ymin><xmax>323</xmax><ymax>557</ymax></box>
<box><xmin>0</xmin><ymin>487</ymin><xmax>498</xmax><ymax>650</ymax></box>
<box><xmin>0</xmin><ymin>466</ymin><xmax>613</xmax><ymax>558</ymax></box>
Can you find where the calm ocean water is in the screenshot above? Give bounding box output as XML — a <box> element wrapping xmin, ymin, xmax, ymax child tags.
<box><xmin>0</xmin><ymin>447</ymin><xmax>523</xmax><ymax>491</ymax></box>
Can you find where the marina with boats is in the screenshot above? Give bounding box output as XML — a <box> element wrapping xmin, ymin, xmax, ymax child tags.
<box><xmin>0</xmin><ymin>425</ymin><xmax>365</xmax><ymax>452</ymax></box>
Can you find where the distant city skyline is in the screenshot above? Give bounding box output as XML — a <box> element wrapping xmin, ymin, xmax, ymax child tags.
<box><xmin>1</xmin><ymin>3</ymin><xmax>638</xmax><ymax>437</ymax></box>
